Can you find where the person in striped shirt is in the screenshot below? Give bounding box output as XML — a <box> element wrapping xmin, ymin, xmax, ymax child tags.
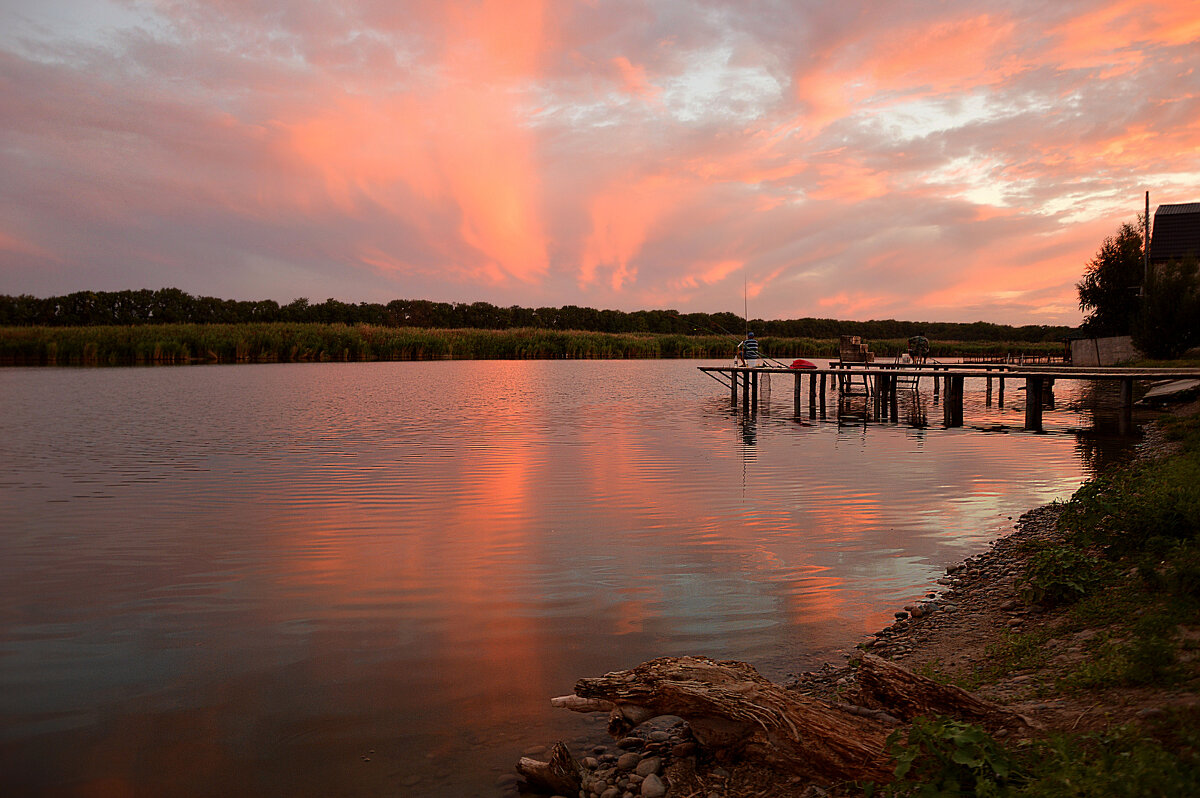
<box><xmin>737</xmin><ymin>331</ymin><xmax>760</xmax><ymax>367</ymax></box>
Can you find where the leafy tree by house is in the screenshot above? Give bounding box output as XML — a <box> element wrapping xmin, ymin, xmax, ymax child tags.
<box><xmin>1133</xmin><ymin>255</ymin><xmax>1200</xmax><ymax>359</ymax></box>
<box><xmin>1077</xmin><ymin>221</ymin><xmax>1145</xmax><ymax>336</ymax></box>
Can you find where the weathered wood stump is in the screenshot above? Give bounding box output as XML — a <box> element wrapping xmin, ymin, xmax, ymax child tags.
<box><xmin>549</xmin><ymin>654</ymin><xmax>1039</xmax><ymax>786</ymax></box>
<box><xmin>516</xmin><ymin>741</ymin><xmax>581</xmax><ymax>796</ymax></box>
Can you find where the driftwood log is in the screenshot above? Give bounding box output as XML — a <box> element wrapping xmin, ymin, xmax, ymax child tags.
<box><xmin>549</xmin><ymin>654</ymin><xmax>1038</xmax><ymax>785</ymax></box>
<box><xmin>516</xmin><ymin>741</ymin><xmax>581</xmax><ymax>796</ymax></box>
<box><xmin>853</xmin><ymin>654</ymin><xmax>1040</xmax><ymax>731</ymax></box>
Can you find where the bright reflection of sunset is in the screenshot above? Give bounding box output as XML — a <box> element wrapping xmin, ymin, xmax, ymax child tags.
<box><xmin>3</xmin><ymin>1</ymin><xmax>1199</xmax><ymax>324</ymax></box>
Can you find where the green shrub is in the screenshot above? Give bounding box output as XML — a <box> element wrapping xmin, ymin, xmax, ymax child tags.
<box><xmin>1057</xmin><ymin>457</ymin><xmax>1200</xmax><ymax>555</ymax></box>
<box><xmin>880</xmin><ymin>716</ymin><xmax>1023</xmax><ymax>796</ymax></box>
<box><xmin>1018</xmin><ymin>545</ymin><xmax>1105</xmax><ymax>606</ymax></box>
<box><xmin>1020</xmin><ymin>725</ymin><xmax>1200</xmax><ymax>797</ymax></box>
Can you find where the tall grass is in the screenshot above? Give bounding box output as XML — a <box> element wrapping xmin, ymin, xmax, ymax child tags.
<box><xmin>0</xmin><ymin>324</ymin><xmax>1070</xmax><ymax>366</ymax></box>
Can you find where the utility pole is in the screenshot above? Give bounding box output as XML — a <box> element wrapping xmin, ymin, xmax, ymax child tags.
<box><xmin>1144</xmin><ymin>190</ymin><xmax>1150</xmax><ymax>288</ymax></box>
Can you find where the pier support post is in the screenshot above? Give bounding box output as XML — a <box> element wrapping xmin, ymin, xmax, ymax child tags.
<box><xmin>1119</xmin><ymin>378</ymin><xmax>1134</xmax><ymax>430</ymax></box>
<box><xmin>951</xmin><ymin>376</ymin><xmax>964</xmax><ymax>426</ymax></box>
<box><xmin>819</xmin><ymin>374</ymin><xmax>827</xmax><ymax>417</ymax></box>
<box><xmin>998</xmin><ymin>377</ymin><xmax>1005</xmax><ymax>408</ymax></box>
<box><xmin>731</xmin><ymin>370</ymin><xmax>738</xmax><ymax>408</ymax></box>
<box><xmin>742</xmin><ymin>369</ymin><xmax>750</xmax><ymax>413</ymax></box>
<box><xmin>943</xmin><ymin>377</ymin><xmax>952</xmax><ymax>427</ymax></box>
<box><xmin>986</xmin><ymin>376</ymin><xmax>993</xmax><ymax>406</ymax></box>
<box><xmin>809</xmin><ymin>372</ymin><xmax>817</xmax><ymax>418</ymax></box>
<box><xmin>793</xmin><ymin>372</ymin><xmax>801</xmax><ymax>416</ymax></box>
<box><xmin>751</xmin><ymin>370</ymin><xmax>758</xmax><ymax>413</ymax></box>
<box><xmin>1024</xmin><ymin>377</ymin><xmax>1043</xmax><ymax>431</ymax></box>
<box><xmin>889</xmin><ymin>376</ymin><xmax>899</xmax><ymax>421</ymax></box>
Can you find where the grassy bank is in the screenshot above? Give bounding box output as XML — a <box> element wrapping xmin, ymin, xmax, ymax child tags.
<box><xmin>0</xmin><ymin>323</ymin><xmax>1067</xmax><ymax>366</ymax></box>
<box><xmin>870</xmin><ymin>407</ymin><xmax>1200</xmax><ymax>796</ymax></box>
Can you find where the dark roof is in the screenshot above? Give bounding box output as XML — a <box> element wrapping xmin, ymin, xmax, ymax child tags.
<box><xmin>1151</xmin><ymin>203</ymin><xmax>1200</xmax><ymax>263</ymax></box>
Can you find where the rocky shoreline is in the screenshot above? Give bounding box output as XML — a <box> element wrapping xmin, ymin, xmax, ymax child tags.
<box><xmin>508</xmin><ymin>504</ymin><xmax>1067</xmax><ymax>798</ymax></box>
<box><xmin>511</xmin><ymin>405</ymin><xmax>1198</xmax><ymax>797</ymax></box>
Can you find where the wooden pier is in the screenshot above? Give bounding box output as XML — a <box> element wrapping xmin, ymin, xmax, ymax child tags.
<box><xmin>699</xmin><ymin>364</ymin><xmax>1200</xmax><ymax>431</ymax></box>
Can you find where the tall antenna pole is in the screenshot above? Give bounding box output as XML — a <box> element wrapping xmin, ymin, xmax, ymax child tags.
<box><xmin>744</xmin><ymin>268</ymin><xmax>749</xmax><ymax>335</ymax></box>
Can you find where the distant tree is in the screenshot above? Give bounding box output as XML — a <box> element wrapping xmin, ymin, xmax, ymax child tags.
<box><xmin>1133</xmin><ymin>255</ymin><xmax>1200</xmax><ymax>359</ymax></box>
<box><xmin>1077</xmin><ymin>221</ymin><xmax>1144</xmax><ymax>336</ymax></box>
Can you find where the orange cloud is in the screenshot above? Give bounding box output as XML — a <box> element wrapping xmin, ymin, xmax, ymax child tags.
<box><xmin>808</xmin><ymin>158</ymin><xmax>890</xmax><ymax>202</ymax></box>
<box><xmin>579</xmin><ymin>174</ymin><xmax>693</xmax><ymax>291</ymax></box>
<box><xmin>1045</xmin><ymin>0</ymin><xmax>1200</xmax><ymax>71</ymax></box>
<box><xmin>279</xmin><ymin>0</ymin><xmax>552</xmax><ymax>284</ymax></box>
<box><xmin>612</xmin><ymin>56</ymin><xmax>661</xmax><ymax>100</ymax></box>
<box><xmin>672</xmin><ymin>259</ymin><xmax>744</xmax><ymax>290</ymax></box>
<box><xmin>0</xmin><ymin>229</ymin><xmax>55</xmax><ymax>260</ymax></box>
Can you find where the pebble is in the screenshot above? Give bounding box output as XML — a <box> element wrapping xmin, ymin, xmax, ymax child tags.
<box><xmin>641</xmin><ymin>773</ymin><xmax>667</xmax><ymax>797</ymax></box>
<box><xmin>617</xmin><ymin>736</ymin><xmax>644</xmax><ymax>750</ymax></box>
<box><xmin>635</xmin><ymin>757</ymin><xmax>661</xmax><ymax>777</ymax></box>
<box><xmin>616</xmin><ymin>752</ymin><xmax>641</xmax><ymax>770</ymax></box>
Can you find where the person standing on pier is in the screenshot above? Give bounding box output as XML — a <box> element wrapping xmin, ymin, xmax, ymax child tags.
<box><xmin>737</xmin><ymin>331</ymin><xmax>760</xmax><ymax>367</ymax></box>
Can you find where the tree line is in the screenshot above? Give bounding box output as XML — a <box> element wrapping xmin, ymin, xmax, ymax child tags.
<box><xmin>0</xmin><ymin>288</ymin><xmax>1073</xmax><ymax>343</ymax></box>
<box><xmin>1077</xmin><ymin>221</ymin><xmax>1199</xmax><ymax>358</ymax></box>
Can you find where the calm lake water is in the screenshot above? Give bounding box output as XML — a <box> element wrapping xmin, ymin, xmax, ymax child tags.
<box><xmin>0</xmin><ymin>359</ymin><xmax>1141</xmax><ymax>796</ymax></box>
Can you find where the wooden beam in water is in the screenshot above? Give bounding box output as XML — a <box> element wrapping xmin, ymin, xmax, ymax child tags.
<box><xmin>950</xmin><ymin>376</ymin><xmax>964</xmax><ymax>426</ymax></box>
<box><xmin>1024</xmin><ymin>377</ymin><xmax>1043</xmax><ymax>431</ymax></box>
<box><xmin>1119</xmin><ymin>377</ymin><xmax>1134</xmax><ymax>429</ymax></box>
<box><xmin>943</xmin><ymin>376</ymin><xmax>952</xmax><ymax>427</ymax></box>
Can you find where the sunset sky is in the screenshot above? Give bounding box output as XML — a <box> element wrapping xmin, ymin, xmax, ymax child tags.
<box><xmin>2</xmin><ymin>1</ymin><xmax>1198</xmax><ymax>325</ymax></box>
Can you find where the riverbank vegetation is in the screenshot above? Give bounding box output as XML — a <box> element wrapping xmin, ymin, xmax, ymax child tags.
<box><xmin>869</xmin><ymin>407</ymin><xmax>1200</xmax><ymax>796</ymax></box>
<box><xmin>0</xmin><ymin>323</ymin><xmax>1068</xmax><ymax>366</ymax></box>
<box><xmin>0</xmin><ymin>288</ymin><xmax>1072</xmax><ymax>344</ymax></box>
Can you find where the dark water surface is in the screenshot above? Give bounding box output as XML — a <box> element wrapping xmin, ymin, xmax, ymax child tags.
<box><xmin>0</xmin><ymin>360</ymin><xmax>1140</xmax><ymax>796</ymax></box>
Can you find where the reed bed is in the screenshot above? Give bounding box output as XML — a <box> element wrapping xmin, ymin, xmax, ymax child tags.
<box><xmin>0</xmin><ymin>324</ymin><xmax>1068</xmax><ymax>366</ymax></box>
